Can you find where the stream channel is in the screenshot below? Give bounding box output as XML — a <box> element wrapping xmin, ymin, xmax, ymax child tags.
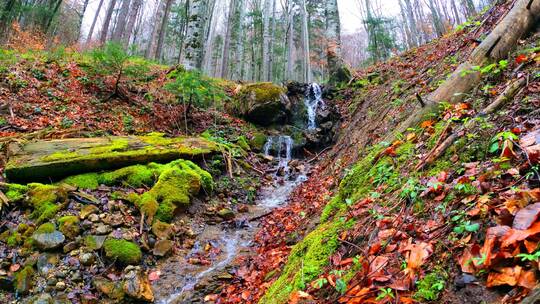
<box><xmin>153</xmin><ymin>84</ymin><xmax>326</xmax><ymax>303</ymax></box>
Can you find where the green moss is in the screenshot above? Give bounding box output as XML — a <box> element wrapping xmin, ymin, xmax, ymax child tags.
<box><xmin>62</xmin><ymin>173</ymin><xmax>100</xmax><ymax>189</ymax></box>
<box><xmin>100</xmin><ymin>164</ymin><xmax>157</xmax><ymax>187</ymax></box>
<box><xmin>3</xmin><ymin>183</ymin><xmax>29</xmax><ymax>202</ymax></box>
<box><xmin>14</xmin><ymin>265</ymin><xmax>34</xmax><ymax>294</ymax></box>
<box><xmin>26</xmin><ymin>184</ymin><xmax>69</xmax><ymax>223</ymax></box>
<box><xmin>89</xmin><ymin>139</ymin><xmax>129</xmax><ymax>154</ymax></box>
<box><xmin>103</xmin><ymin>239</ymin><xmax>142</xmax><ymax>265</ymax></box>
<box><xmin>84</xmin><ymin>235</ymin><xmax>97</xmax><ymax>249</ymax></box>
<box><xmin>426</xmin><ymin>120</ymin><xmax>448</xmax><ymax>150</ymax></box>
<box><xmin>35</xmin><ymin>222</ymin><xmax>55</xmax><ymax>234</ymax></box>
<box><xmin>41</xmin><ymin>151</ymin><xmax>81</xmax><ymax>162</ymax></box>
<box><xmin>148</xmin><ymin>168</ymin><xmax>197</xmax><ymax>206</ymax></box>
<box><xmin>261</xmin><ymin>219</ymin><xmax>353</xmax><ymax>304</ymax></box>
<box><xmin>155</xmin><ymin>201</ymin><xmax>175</xmax><ymax>222</ymax></box>
<box><xmin>243</xmin><ymin>82</ymin><xmax>284</xmax><ymax>104</ymax></box>
<box><xmin>7</xmin><ymin>232</ymin><xmax>22</xmax><ymax>247</ymax></box>
<box><xmin>136</xmin><ymin>193</ymin><xmax>159</xmax><ymax>219</ymax></box>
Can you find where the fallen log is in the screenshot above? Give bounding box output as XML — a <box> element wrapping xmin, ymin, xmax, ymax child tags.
<box><xmin>391</xmin><ymin>0</ymin><xmax>540</xmax><ymax>138</ymax></box>
<box><xmin>5</xmin><ymin>135</ymin><xmax>217</xmax><ymax>183</ymax></box>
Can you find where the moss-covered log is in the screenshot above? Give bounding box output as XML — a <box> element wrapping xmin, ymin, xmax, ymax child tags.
<box><xmin>5</xmin><ymin>135</ymin><xmax>217</xmax><ymax>183</ymax></box>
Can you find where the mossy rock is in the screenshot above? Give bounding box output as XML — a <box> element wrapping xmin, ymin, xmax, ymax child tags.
<box><xmin>103</xmin><ymin>239</ymin><xmax>142</xmax><ymax>265</ymax></box>
<box><xmin>236</xmin><ymin>83</ymin><xmax>288</xmax><ymax>126</ymax></box>
<box><xmin>14</xmin><ymin>265</ymin><xmax>34</xmax><ymax>294</ymax></box>
<box><xmin>1</xmin><ymin>183</ymin><xmax>29</xmax><ymax>202</ymax></box>
<box><xmin>5</xmin><ymin>135</ymin><xmax>217</xmax><ymax>183</ymax></box>
<box><xmin>249</xmin><ymin>133</ymin><xmax>267</xmax><ymax>151</ymax></box>
<box><xmin>27</xmin><ymin>183</ymin><xmax>67</xmax><ymax>224</ymax></box>
<box><xmin>57</xmin><ymin>216</ymin><xmax>80</xmax><ymax>239</ymax></box>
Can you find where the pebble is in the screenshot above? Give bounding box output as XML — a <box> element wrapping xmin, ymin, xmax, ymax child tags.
<box><xmin>55</xmin><ymin>281</ymin><xmax>66</xmax><ymax>291</ymax></box>
<box><xmin>88</xmin><ymin>214</ymin><xmax>99</xmax><ymax>223</ymax></box>
<box><xmin>80</xmin><ymin>253</ymin><xmax>95</xmax><ymax>266</ymax></box>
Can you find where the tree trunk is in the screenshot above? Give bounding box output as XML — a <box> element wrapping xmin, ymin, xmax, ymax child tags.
<box><xmin>182</xmin><ymin>0</ymin><xmax>206</xmax><ymax>70</ymax></box>
<box><xmin>450</xmin><ymin>0</ymin><xmax>461</xmax><ymax>25</ymax></box>
<box><xmin>123</xmin><ymin>0</ymin><xmax>142</xmax><ymax>48</ymax></box>
<box><xmin>300</xmin><ymin>0</ymin><xmax>311</xmax><ymax>83</ymax></box>
<box><xmin>262</xmin><ymin>0</ymin><xmax>272</xmax><ymax>81</ymax></box>
<box><xmin>285</xmin><ymin>1</ymin><xmax>294</xmax><ymax>80</ymax></box>
<box><xmin>112</xmin><ymin>0</ymin><xmax>130</xmax><ymax>42</ymax></box>
<box><xmin>220</xmin><ymin>0</ymin><xmax>236</xmax><ymax>78</ymax></box>
<box><xmin>325</xmin><ymin>0</ymin><xmax>347</xmax><ymax>84</ymax></box>
<box><xmin>145</xmin><ymin>0</ymin><xmax>164</xmax><ymax>59</ymax></box>
<box><xmin>267</xmin><ymin>0</ymin><xmax>276</xmax><ymax>81</ymax></box>
<box><xmin>155</xmin><ymin>0</ymin><xmax>174</xmax><ymax>61</ymax></box>
<box><xmin>78</xmin><ymin>0</ymin><xmax>90</xmax><ymax>41</ymax></box>
<box><xmin>100</xmin><ymin>0</ymin><xmax>117</xmax><ymax>44</ymax></box>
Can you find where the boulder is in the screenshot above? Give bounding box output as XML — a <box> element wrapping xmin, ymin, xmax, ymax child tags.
<box><xmin>237</xmin><ymin>83</ymin><xmax>289</xmax><ymax>126</ymax></box>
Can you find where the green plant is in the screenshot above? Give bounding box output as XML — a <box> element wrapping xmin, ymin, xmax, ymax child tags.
<box><xmin>373</xmin><ymin>163</ymin><xmax>394</xmax><ymax>186</ymax></box>
<box><xmin>414</xmin><ymin>272</ymin><xmax>445</xmax><ymax>301</ymax></box>
<box><xmin>400</xmin><ymin>178</ymin><xmax>425</xmax><ymax>203</ymax></box>
<box><xmin>517</xmin><ymin>250</ymin><xmax>540</xmax><ymax>262</ymax></box>
<box><xmin>450</xmin><ymin>210</ymin><xmax>479</xmax><ymax>235</ymax></box>
<box><xmin>489</xmin><ymin>131</ymin><xmax>518</xmax><ymax>153</ymax></box>
<box><xmin>376</xmin><ymin>287</ymin><xmax>394</xmax><ymax>301</ymax></box>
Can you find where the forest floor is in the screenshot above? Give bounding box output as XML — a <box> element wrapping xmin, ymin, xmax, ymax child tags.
<box><xmin>1</xmin><ymin>2</ymin><xmax>540</xmax><ymax>304</ymax></box>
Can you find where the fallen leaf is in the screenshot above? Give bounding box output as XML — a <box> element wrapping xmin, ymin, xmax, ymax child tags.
<box><xmin>487</xmin><ymin>266</ymin><xmax>521</xmax><ymax>287</ymax></box>
<box><xmin>513</xmin><ymin>203</ymin><xmax>540</xmax><ymax>230</ymax></box>
<box><xmin>403</xmin><ymin>242</ymin><xmax>433</xmax><ymax>275</ymax></box>
<box><xmin>501</xmin><ymin>222</ymin><xmax>540</xmax><ymax>248</ymax></box>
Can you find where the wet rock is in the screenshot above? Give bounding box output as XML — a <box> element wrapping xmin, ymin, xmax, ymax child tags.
<box><xmin>80</xmin><ymin>205</ymin><xmax>99</xmax><ymax>220</ymax></box>
<box><xmin>103</xmin><ymin>239</ymin><xmax>142</xmax><ymax>265</ymax></box>
<box><xmin>93</xmin><ymin>277</ymin><xmax>125</xmax><ymax>301</ymax></box>
<box><xmin>152</xmin><ymin>240</ymin><xmax>173</xmax><ymax>257</ymax></box>
<box><xmin>95</xmin><ymin>223</ymin><xmax>112</xmax><ymax>235</ymax></box>
<box><xmin>151</xmin><ymin>220</ymin><xmax>173</xmax><ymax>240</ymax></box>
<box><xmin>123</xmin><ymin>270</ymin><xmax>154</xmax><ymax>302</ymax></box>
<box><xmin>79</xmin><ymin>253</ymin><xmax>95</xmax><ymax>266</ymax></box>
<box><xmin>37</xmin><ymin>254</ymin><xmax>58</xmax><ymax>275</ymax></box>
<box><xmin>70</xmin><ymin>270</ymin><xmax>83</xmax><ymax>282</ymax></box>
<box><xmin>84</xmin><ymin>235</ymin><xmax>107</xmax><ymax>250</ymax></box>
<box><xmin>33</xmin><ymin>230</ymin><xmax>65</xmax><ymax>250</ymax></box>
<box><xmin>217</xmin><ymin>208</ymin><xmax>235</xmax><ymax>220</ymax></box>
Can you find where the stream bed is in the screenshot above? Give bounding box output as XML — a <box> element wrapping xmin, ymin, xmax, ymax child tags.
<box><xmin>153</xmin><ymin>138</ymin><xmax>307</xmax><ymax>303</ymax></box>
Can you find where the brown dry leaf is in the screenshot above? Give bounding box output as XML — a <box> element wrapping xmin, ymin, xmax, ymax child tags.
<box><xmin>403</xmin><ymin>242</ymin><xmax>433</xmax><ymax>275</ymax></box>
<box><xmin>459</xmin><ymin>245</ymin><xmax>479</xmax><ymax>273</ymax></box>
<box><xmin>289</xmin><ymin>291</ymin><xmax>312</xmax><ymax>304</ymax></box>
<box><xmin>513</xmin><ymin>203</ymin><xmax>540</xmax><ymax>230</ymax></box>
<box><xmin>369</xmin><ymin>256</ymin><xmax>389</xmax><ymax>274</ymax></box>
<box><xmin>487</xmin><ymin>266</ymin><xmax>522</xmax><ymax>287</ymax></box>
<box><xmin>480</xmin><ymin>226</ymin><xmax>510</xmax><ymax>268</ymax></box>
<box><xmin>524</xmin><ymin>240</ymin><xmax>539</xmax><ymax>253</ymax></box>
<box><xmin>501</xmin><ymin>222</ymin><xmax>540</xmax><ymax>248</ymax></box>
<box><xmin>518</xmin><ymin>270</ymin><xmax>537</xmax><ymax>289</ymax></box>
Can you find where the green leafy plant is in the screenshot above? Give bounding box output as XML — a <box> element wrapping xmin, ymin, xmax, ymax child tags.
<box><xmin>489</xmin><ymin>131</ymin><xmax>518</xmax><ymax>153</ymax></box>
<box><xmin>400</xmin><ymin>178</ymin><xmax>425</xmax><ymax>203</ymax></box>
<box><xmin>376</xmin><ymin>287</ymin><xmax>395</xmax><ymax>301</ymax></box>
<box><xmin>450</xmin><ymin>210</ymin><xmax>479</xmax><ymax>235</ymax></box>
<box><xmin>517</xmin><ymin>250</ymin><xmax>540</xmax><ymax>262</ymax></box>
<box><xmin>414</xmin><ymin>272</ymin><xmax>445</xmax><ymax>301</ymax></box>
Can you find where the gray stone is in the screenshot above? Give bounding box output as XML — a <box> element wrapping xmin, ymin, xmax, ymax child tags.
<box><xmin>95</xmin><ymin>223</ymin><xmax>112</xmax><ymax>235</ymax></box>
<box><xmin>217</xmin><ymin>208</ymin><xmax>235</xmax><ymax>220</ymax></box>
<box><xmin>33</xmin><ymin>231</ymin><xmax>65</xmax><ymax>250</ymax></box>
<box><xmin>79</xmin><ymin>253</ymin><xmax>95</xmax><ymax>266</ymax></box>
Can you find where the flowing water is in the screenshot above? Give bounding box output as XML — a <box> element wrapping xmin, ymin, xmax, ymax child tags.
<box><xmin>155</xmin><ymin>136</ymin><xmax>306</xmax><ymax>303</ymax></box>
<box><xmin>305</xmin><ymin>83</ymin><xmax>325</xmax><ymax>130</ymax></box>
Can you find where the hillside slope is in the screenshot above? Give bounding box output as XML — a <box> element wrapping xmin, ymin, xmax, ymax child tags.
<box><xmin>218</xmin><ymin>2</ymin><xmax>540</xmax><ymax>303</ymax></box>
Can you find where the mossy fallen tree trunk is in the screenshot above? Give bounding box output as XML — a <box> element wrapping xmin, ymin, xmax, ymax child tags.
<box><xmin>5</xmin><ymin>135</ymin><xmax>217</xmax><ymax>183</ymax></box>
<box><xmin>391</xmin><ymin>0</ymin><xmax>540</xmax><ymax>138</ymax></box>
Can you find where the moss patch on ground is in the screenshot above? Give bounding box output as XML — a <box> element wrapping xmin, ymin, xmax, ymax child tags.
<box><xmin>260</xmin><ymin>219</ymin><xmax>353</xmax><ymax>304</ymax></box>
<box><xmin>103</xmin><ymin>239</ymin><xmax>142</xmax><ymax>265</ymax></box>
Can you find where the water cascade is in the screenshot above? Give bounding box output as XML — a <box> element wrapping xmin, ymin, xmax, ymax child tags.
<box><xmin>305</xmin><ymin>83</ymin><xmax>325</xmax><ymax>130</ymax></box>
<box><xmin>263</xmin><ymin>135</ymin><xmax>294</xmax><ymax>177</ymax></box>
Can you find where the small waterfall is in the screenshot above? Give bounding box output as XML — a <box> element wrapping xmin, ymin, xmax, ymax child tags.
<box><xmin>305</xmin><ymin>83</ymin><xmax>325</xmax><ymax>130</ymax></box>
<box><xmin>264</xmin><ymin>135</ymin><xmax>293</xmax><ymax>177</ymax></box>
